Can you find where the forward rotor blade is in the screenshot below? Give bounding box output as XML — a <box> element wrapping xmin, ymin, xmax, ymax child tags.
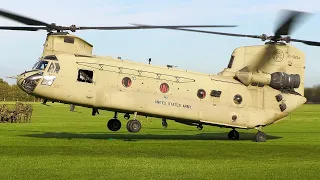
<box><xmin>274</xmin><ymin>10</ymin><xmax>310</xmax><ymax>36</ymax></box>
<box><xmin>0</xmin><ymin>26</ymin><xmax>46</xmax><ymax>31</ymax></box>
<box><xmin>6</xmin><ymin>76</ymin><xmax>17</xmax><ymax>79</ymax></box>
<box><xmin>76</xmin><ymin>24</ymin><xmax>238</xmax><ymax>31</ymax></box>
<box><xmin>290</xmin><ymin>38</ymin><xmax>320</xmax><ymax>46</ymax></box>
<box><xmin>0</xmin><ymin>9</ymin><xmax>51</xmax><ymax>27</ymax></box>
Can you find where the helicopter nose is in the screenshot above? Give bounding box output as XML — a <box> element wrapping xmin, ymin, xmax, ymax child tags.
<box><xmin>16</xmin><ymin>71</ymin><xmax>43</xmax><ymax>93</ymax></box>
<box><xmin>16</xmin><ymin>75</ymin><xmax>24</xmax><ymax>89</ymax></box>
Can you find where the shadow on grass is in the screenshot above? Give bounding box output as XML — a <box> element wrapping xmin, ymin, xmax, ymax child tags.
<box><xmin>143</xmin><ymin>127</ymin><xmax>200</xmax><ymax>132</ymax></box>
<box><xmin>21</xmin><ymin>132</ymin><xmax>282</xmax><ymax>141</ymax></box>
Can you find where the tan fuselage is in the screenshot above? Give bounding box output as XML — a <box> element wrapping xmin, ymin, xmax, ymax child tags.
<box><xmin>31</xmin><ymin>54</ymin><xmax>306</xmax><ymax>129</ymax></box>
<box><xmin>15</xmin><ymin>33</ymin><xmax>307</xmax><ymax>129</ymax></box>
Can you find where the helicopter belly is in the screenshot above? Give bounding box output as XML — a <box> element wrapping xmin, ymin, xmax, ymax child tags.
<box><xmin>93</xmin><ymin>87</ymin><xmax>283</xmax><ymax>129</ymax></box>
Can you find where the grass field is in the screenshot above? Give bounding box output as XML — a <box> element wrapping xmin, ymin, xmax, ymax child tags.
<box><xmin>0</xmin><ymin>103</ymin><xmax>320</xmax><ymax>180</ymax></box>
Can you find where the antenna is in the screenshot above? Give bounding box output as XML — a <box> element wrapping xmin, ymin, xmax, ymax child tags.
<box><xmin>167</xmin><ymin>65</ymin><xmax>178</xmax><ymax>69</ymax></box>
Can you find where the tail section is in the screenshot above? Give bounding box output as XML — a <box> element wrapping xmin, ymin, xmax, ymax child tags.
<box><xmin>219</xmin><ymin>43</ymin><xmax>305</xmax><ymax>96</ymax></box>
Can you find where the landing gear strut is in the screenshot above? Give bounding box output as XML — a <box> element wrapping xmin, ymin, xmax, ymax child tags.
<box><xmin>107</xmin><ymin>112</ymin><xmax>121</xmax><ymax>131</ymax></box>
<box><xmin>253</xmin><ymin>126</ymin><xmax>267</xmax><ymax>142</ymax></box>
<box><xmin>126</xmin><ymin>112</ymin><xmax>141</xmax><ymax>133</ymax></box>
<box><xmin>124</xmin><ymin>113</ymin><xmax>130</xmax><ymax>120</ymax></box>
<box><xmin>197</xmin><ymin>124</ymin><xmax>203</xmax><ymax>130</ymax></box>
<box><xmin>162</xmin><ymin>118</ymin><xmax>168</xmax><ymax>128</ymax></box>
<box><xmin>228</xmin><ymin>129</ymin><xmax>239</xmax><ymax>140</ymax></box>
<box><xmin>92</xmin><ymin>108</ymin><xmax>99</xmax><ymax>116</ymax></box>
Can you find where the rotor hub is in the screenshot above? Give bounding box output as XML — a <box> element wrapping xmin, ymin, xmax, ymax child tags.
<box><xmin>69</xmin><ymin>25</ymin><xmax>77</xmax><ymax>32</ymax></box>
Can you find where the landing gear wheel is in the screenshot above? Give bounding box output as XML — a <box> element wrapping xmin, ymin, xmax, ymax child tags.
<box><xmin>197</xmin><ymin>124</ymin><xmax>203</xmax><ymax>130</ymax></box>
<box><xmin>127</xmin><ymin>120</ymin><xmax>141</xmax><ymax>133</ymax></box>
<box><xmin>162</xmin><ymin>118</ymin><xmax>168</xmax><ymax>129</ymax></box>
<box><xmin>254</xmin><ymin>131</ymin><xmax>267</xmax><ymax>142</ymax></box>
<box><xmin>228</xmin><ymin>129</ymin><xmax>239</xmax><ymax>140</ymax></box>
<box><xmin>162</xmin><ymin>121</ymin><xmax>168</xmax><ymax>128</ymax></box>
<box><xmin>107</xmin><ymin>119</ymin><xmax>121</xmax><ymax>131</ymax></box>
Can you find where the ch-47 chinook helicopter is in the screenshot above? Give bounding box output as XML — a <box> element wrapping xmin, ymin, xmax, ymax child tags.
<box><xmin>1</xmin><ymin>9</ymin><xmax>319</xmax><ymax>142</ymax></box>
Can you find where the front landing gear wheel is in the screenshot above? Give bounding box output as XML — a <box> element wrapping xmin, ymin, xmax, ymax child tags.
<box><xmin>107</xmin><ymin>119</ymin><xmax>121</xmax><ymax>131</ymax></box>
<box><xmin>127</xmin><ymin>120</ymin><xmax>141</xmax><ymax>133</ymax></box>
<box><xmin>254</xmin><ymin>131</ymin><xmax>267</xmax><ymax>142</ymax></box>
<box><xmin>228</xmin><ymin>129</ymin><xmax>239</xmax><ymax>140</ymax></box>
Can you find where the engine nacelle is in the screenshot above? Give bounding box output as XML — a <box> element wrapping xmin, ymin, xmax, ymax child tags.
<box><xmin>235</xmin><ymin>71</ymin><xmax>300</xmax><ymax>90</ymax></box>
<box><xmin>269</xmin><ymin>72</ymin><xmax>300</xmax><ymax>90</ymax></box>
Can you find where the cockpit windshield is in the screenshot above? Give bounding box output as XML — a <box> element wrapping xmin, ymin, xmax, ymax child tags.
<box><xmin>32</xmin><ymin>60</ymin><xmax>49</xmax><ymax>70</ymax></box>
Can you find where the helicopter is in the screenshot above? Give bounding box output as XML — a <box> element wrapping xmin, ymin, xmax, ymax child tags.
<box><xmin>1</xmin><ymin>9</ymin><xmax>319</xmax><ymax>142</ymax></box>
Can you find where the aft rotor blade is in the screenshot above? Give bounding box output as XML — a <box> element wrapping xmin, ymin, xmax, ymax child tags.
<box><xmin>76</xmin><ymin>24</ymin><xmax>238</xmax><ymax>30</ymax></box>
<box><xmin>130</xmin><ymin>23</ymin><xmax>237</xmax><ymax>28</ymax></box>
<box><xmin>173</xmin><ymin>28</ymin><xmax>261</xmax><ymax>38</ymax></box>
<box><xmin>274</xmin><ymin>10</ymin><xmax>310</xmax><ymax>36</ymax></box>
<box><xmin>0</xmin><ymin>26</ymin><xmax>47</xmax><ymax>31</ymax></box>
<box><xmin>252</xmin><ymin>44</ymin><xmax>275</xmax><ymax>71</ymax></box>
<box><xmin>0</xmin><ymin>9</ymin><xmax>51</xmax><ymax>27</ymax></box>
<box><xmin>290</xmin><ymin>38</ymin><xmax>320</xmax><ymax>46</ymax></box>
<box><xmin>133</xmin><ymin>24</ymin><xmax>261</xmax><ymax>39</ymax></box>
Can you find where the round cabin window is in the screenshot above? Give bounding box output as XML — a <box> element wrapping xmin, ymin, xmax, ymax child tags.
<box><xmin>122</xmin><ymin>77</ymin><xmax>132</xmax><ymax>87</ymax></box>
<box><xmin>160</xmin><ymin>83</ymin><xmax>169</xmax><ymax>93</ymax></box>
<box><xmin>197</xmin><ymin>89</ymin><xmax>206</xmax><ymax>99</ymax></box>
<box><xmin>233</xmin><ymin>94</ymin><xmax>243</xmax><ymax>104</ymax></box>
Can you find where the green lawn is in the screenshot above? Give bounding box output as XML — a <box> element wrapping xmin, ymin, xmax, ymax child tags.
<box><xmin>0</xmin><ymin>103</ymin><xmax>320</xmax><ymax>180</ymax></box>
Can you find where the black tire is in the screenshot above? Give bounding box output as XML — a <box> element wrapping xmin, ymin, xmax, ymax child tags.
<box><xmin>127</xmin><ymin>120</ymin><xmax>141</xmax><ymax>133</ymax></box>
<box><xmin>126</xmin><ymin>120</ymin><xmax>133</xmax><ymax>132</ymax></box>
<box><xmin>197</xmin><ymin>125</ymin><xmax>203</xmax><ymax>130</ymax></box>
<box><xmin>254</xmin><ymin>132</ymin><xmax>267</xmax><ymax>142</ymax></box>
<box><xmin>107</xmin><ymin>119</ymin><xmax>121</xmax><ymax>131</ymax></box>
<box><xmin>162</xmin><ymin>121</ymin><xmax>168</xmax><ymax>128</ymax></box>
<box><xmin>228</xmin><ymin>129</ymin><xmax>239</xmax><ymax>140</ymax></box>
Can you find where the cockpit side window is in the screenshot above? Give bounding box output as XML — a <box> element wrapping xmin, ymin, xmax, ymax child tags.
<box><xmin>47</xmin><ymin>63</ymin><xmax>55</xmax><ymax>73</ymax></box>
<box><xmin>54</xmin><ymin>63</ymin><xmax>60</xmax><ymax>73</ymax></box>
<box><xmin>32</xmin><ymin>60</ymin><xmax>49</xmax><ymax>70</ymax></box>
<box><xmin>32</xmin><ymin>61</ymin><xmax>39</xmax><ymax>69</ymax></box>
<box><xmin>228</xmin><ymin>55</ymin><xmax>234</xmax><ymax>68</ymax></box>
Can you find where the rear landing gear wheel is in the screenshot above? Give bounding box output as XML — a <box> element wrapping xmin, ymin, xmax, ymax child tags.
<box><xmin>228</xmin><ymin>129</ymin><xmax>239</xmax><ymax>140</ymax></box>
<box><xmin>107</xmin><ymin>119</ymin><xmax>121</xmax><ymax>131</ymax></box>
<box><xmin>197</xmin><ymin>124</ymin><xmax>203</xmax><ymax>130</ymax></box>
<box><xmin>254</xmin><ymin>131</ymin><xmax>267</xmax><ymax>142</ymax></box>
<box><xmin>127</xmin><ymin>120</ymin><xmax>141</xmax><ymax>133</ymax></box>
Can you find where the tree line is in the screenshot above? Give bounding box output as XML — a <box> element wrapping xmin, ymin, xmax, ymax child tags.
<box><xmin>0</xmin><ymin>78</ymin><xmax>320</xmax><ymax>103</ymax></box>
<box><xmin>304</xmin><ymin>85</ymin><xmax>320</xmax><ymax>103</ymax></box>
<box><xmin>0</xmin><ymin>78</ymin><xmax>42</xmax><ymax>102</ymax></box>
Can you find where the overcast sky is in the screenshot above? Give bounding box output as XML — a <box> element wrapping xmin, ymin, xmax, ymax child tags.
<box><xmin>1</xmin><ymin>0</ymin><xmax>320</xmax><ymax>87</ymax></box>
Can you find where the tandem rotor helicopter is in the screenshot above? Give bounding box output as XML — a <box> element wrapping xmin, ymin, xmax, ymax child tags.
<box><xmin>1</xmin><ymin>9</ymin><xmax>319</xmax><ymax>142</ymax></box>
